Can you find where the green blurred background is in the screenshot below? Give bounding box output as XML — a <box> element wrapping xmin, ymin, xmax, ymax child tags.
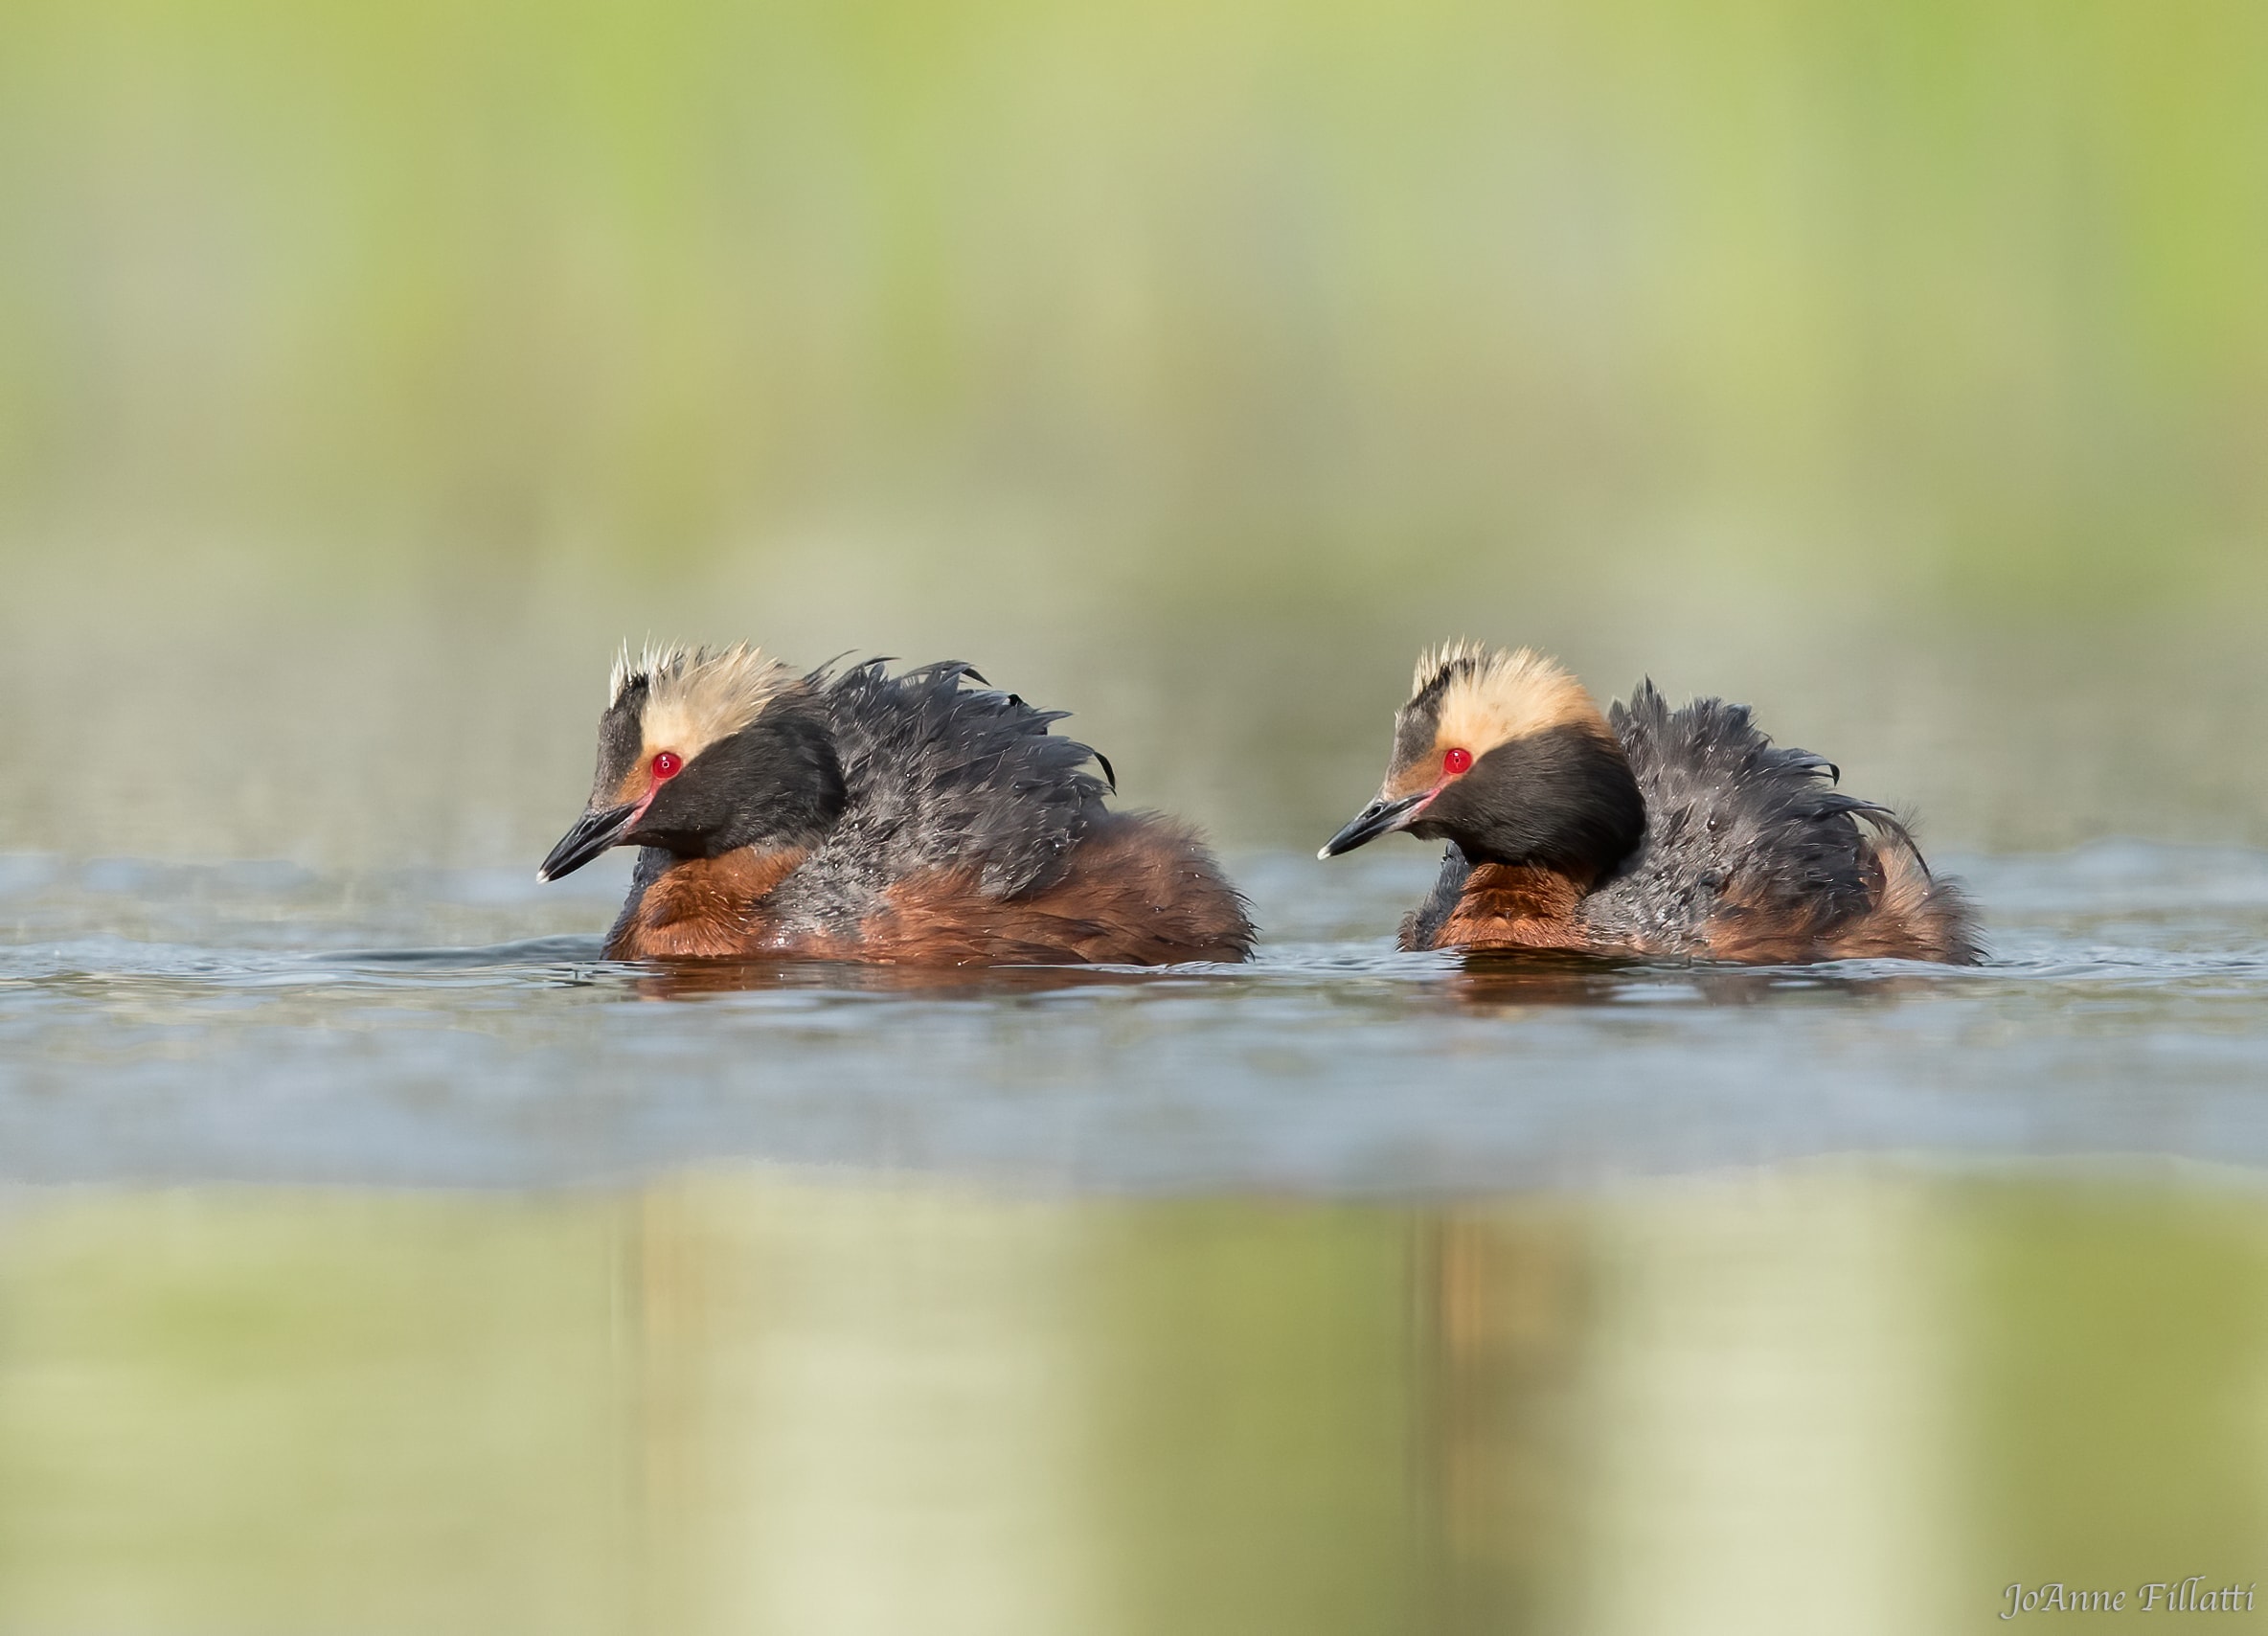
<box><xmin>6</xmin><ymin>1166</ymin><xmax>2267</xmax><ymax>1636</ymax></box>
<box><xmin>1</xmin><ymin>0</ymin><xmax>2263</xmax><ymax>865</ymax></box>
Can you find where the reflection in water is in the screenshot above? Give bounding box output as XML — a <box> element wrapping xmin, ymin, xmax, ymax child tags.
<box><xmin>1</xmin><ymin>1166</ymin><xmax>2262</xmax><ymax>1634</ymax></box>
<box><xmin>620</xmin><ymin>959</ymin><xmax>1179</xmax><ymax>1002</ymax></box>
<box><xmin>405</xmin><ymin>943</ymin><xmax>1970</xmax><ymax>1011</ymax></box>
<box><xmin>1445</xmin><ymin>950</ymin><xmax>1968</xmax><ymax>1011</ymax></box>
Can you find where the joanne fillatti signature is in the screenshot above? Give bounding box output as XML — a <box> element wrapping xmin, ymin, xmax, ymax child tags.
<box><xmin>2002</xmin><ymin>1579</ymin><xmax>2257</xmax><ymax>1617</ymax></box>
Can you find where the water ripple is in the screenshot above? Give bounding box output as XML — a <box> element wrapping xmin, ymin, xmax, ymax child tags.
<box><xmin>1</xmin><ymin>844</ymin><xmax>2264</xmax><ymax>1191</ymax></box>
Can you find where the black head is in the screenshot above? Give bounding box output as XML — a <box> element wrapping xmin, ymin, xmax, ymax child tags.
<box><xmin>538</xmin><ymin>644</ymin><xmax>847</xmax><ymax>881</ymax></box>
<box><xmin>1320</xmin><ymin>642</ymin><xmax>1646</xmax><ymax>877</ymax></box>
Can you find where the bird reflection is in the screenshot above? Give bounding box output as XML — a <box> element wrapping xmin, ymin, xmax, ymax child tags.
<box><xmin>608</xmin><ymin>945</ymin><xmax>1964</xmax><ymax>1006</ymax></box>
<box><xmin>1418</xmin><ymin>1204</ymin><xmax>1593</xmax><ymax>1632</ymax></box>
<box><xmin>621</xmin><ymin>957</ymin><xmax>1176</xmax><ymax>1002</ymax></box>
<box><xmin>1442</xmin><ymin>948</ymin><xmax>1962</xmax><ymax>1010</ymax></box>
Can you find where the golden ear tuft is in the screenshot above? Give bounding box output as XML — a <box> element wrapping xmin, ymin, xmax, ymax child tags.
<box><xmin>1414</xmin><ymin>643</ymin><xmax>1599</xmax><ymax>757</ymax></box>
<box><xmin>606</xmin><ymin>641</ymin><xmax>796</xmax><ymax>761</ymax></box>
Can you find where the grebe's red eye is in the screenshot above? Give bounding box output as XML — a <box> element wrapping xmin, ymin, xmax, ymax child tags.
<box><xmin>1442</xmin><ymin>746</ymin><xmax>1473</xmax><ymax>777</ymax></box>
<box><xmin>650</xmin><ymin>750</ymin><xmax>683</xmax><ymax>781</ymax></box>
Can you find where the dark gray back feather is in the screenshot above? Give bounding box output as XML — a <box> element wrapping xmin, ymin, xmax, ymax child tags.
<box><xmin>1576</xmin><ymin>680</ymin><xmax>1911</xmax><ymax>949</ymax></box>
<box><xmin>768</xmin><ymin>659</ymin><xmax>1113</xmax><ymax>922</ymax></box>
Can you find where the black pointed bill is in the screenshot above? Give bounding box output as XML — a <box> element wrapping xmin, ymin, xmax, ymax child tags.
<box><xmin>538</xmin><ymin>801</ymin><xmax>639</xmax><ymax>881</ymax></box>
<box><xmin>1317</xmin><ymin>790</ymin><xmax>1432</xmax><ymax>859</ymax></box>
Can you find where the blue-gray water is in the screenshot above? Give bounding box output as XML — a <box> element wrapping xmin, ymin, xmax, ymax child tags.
<box><xmin>5</xmin><ymin>843</ymin><xmax>2264</xmax><ymax>1191</ymax></box>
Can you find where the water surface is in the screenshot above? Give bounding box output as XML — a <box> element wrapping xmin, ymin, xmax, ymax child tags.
<box><xmin>4</xmin><ymin>843</ymin><xmax>2266</xmax><ymax>1635</ymax></box>
<box><xmin>4</xmin><ymin>842</ymin><xmax>2264</xmax><ymax>1189</ymax></box>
